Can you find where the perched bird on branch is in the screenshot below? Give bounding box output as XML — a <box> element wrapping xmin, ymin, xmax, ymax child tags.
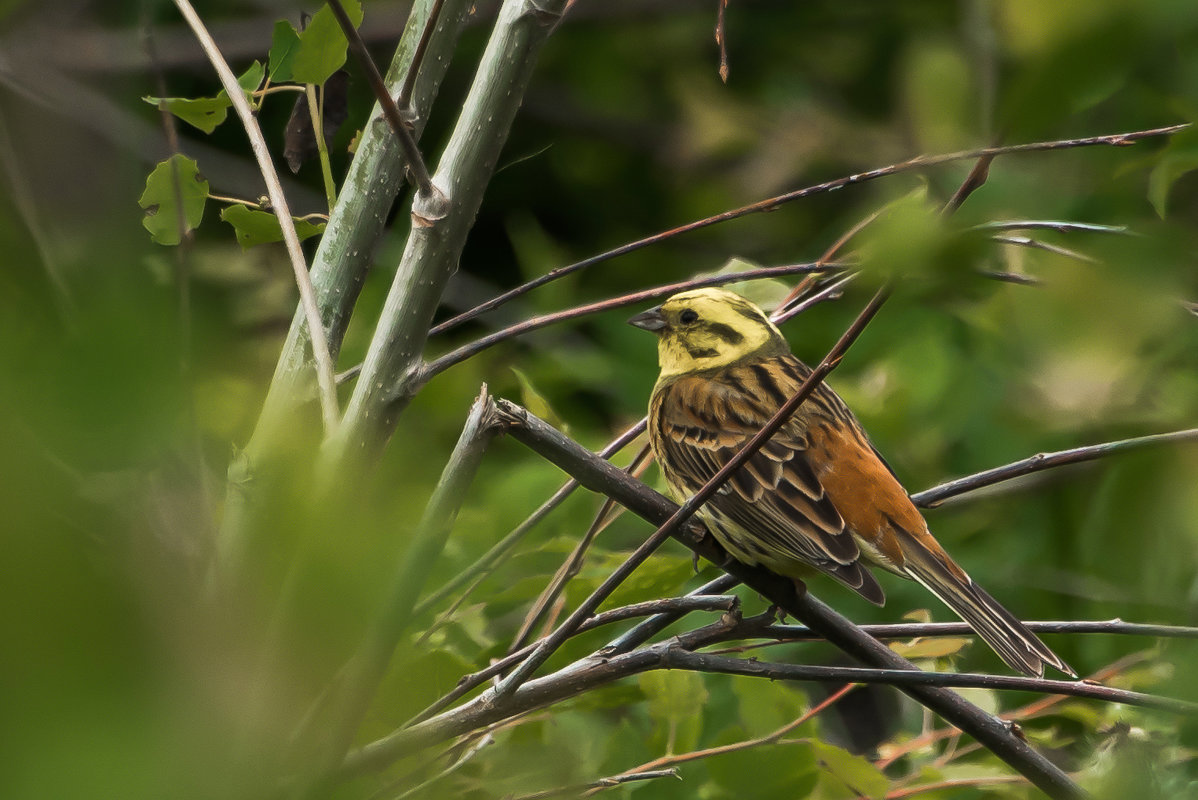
<box><xmin>630</xmin><ymin>287</ymin><xmax>1074</xmax><ymax>678</ymax></box>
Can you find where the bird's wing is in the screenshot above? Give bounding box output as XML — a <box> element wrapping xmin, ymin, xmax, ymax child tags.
<box><xmin>652</xmin><ymin>363</ymin><xmax>884</xmax><ymax>603</ymax></box>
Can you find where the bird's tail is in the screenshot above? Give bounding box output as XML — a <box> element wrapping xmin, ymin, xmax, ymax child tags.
<box><xmin>903</xmin><ymin>547</ymin><xmax>1075</xmax><ymax>679</ymax></box>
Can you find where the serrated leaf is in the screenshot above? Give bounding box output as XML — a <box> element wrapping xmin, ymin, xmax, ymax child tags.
<box><xmin>139</xmin><ymin>155</ymin><xmax>209</xmax><ymax>245</ymax></box>
<box><xmin>290</xmin><ymin>0</ymin><xmax>363</xmax><ymax>86</ymax></box>
<box><xmin>268</xmin><ymin>20</ymin><xmax>302</xmax><ymax>81</ymax></box>
<box><xmin>219</xmin><ymin>204</ymin><xmax>325</xmax><ymax>249</ymax></box>
<box><xmin>813</xmin><ymin>741</ymin><xmax>890</xmax><ymax>800</ymax></box>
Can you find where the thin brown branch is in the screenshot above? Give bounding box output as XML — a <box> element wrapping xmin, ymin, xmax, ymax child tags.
<box><xmin>601</xmin><ymin>573</ymin><xmax>741</xmax><ymax>655</ymax></box>
<box><xmin>406</xmin><ymin>591</ymin><xmax>740</xmax><ymax>728</ymax></box>
<box><xmin>714</xmin><ymin>0</ymin><xmax>729</xmax><ymax>83</ymax></box>
<box><xmin>431</xmin><ymin>123</ymin><xmax>1187</xmax><ymax>336</ymax></box>
<box><xmin>173</xmin><ymin>0</ymin><xmax>341</xmax><ymax>432</ymax></box>
<box><xmin>411</xmin><ymin>419</ymin><xmax>648</xmax><ymax>618</ymax></box>
<box><xmin>942</xmin><ymin>150</ymin><xmax>995</xmax><ymax>214</ymax></box>
<box><xmin>325</xmin><ymin>0</ymin><xmax>438</xmax><ymax>202</ymax></box>
<box><xmin>581</xmin><ymin>682</ymin><xmax>856</xmax><ymax>796</ymax></box>
<box><xmin>992</xmin><ymin>234</ymin><xmax>1098</xmax><ymax>263</ymax></box>
<box><xmin>872</xmin><ymin>652</ymin><xmax>1152</xmax><ymax>769</ymax></box>
<box><xmin>764</xmin><ymin>618</ymin><xmax>1198</xmax><ymax>642</ymax></box>
<box><xmin>423</xmin><ymin>261</ymin><xmax>844</xmax><ymax>378</ymax></box>
<box><xmin>515</xmin><ymin>768</ymin><xmax>680</xmax><ymax>800</ymax></box>
<box><xmin>398</xmin><ymin>0</ymin><xmax>447</xmax><ymax>106</ymax></box>
<box><xmin>661</xmin><ymin>649</ymin><xmax>1198</xmax><ymax>715</ymax></box>
<box><xmin>509</xmin><ymin>442</ymin><xmax>653</xmax><ymax>654</ymax></box>
<box><xmin>910</xmin><ymin>428</ymin><xmax>1198</xmax><ymax>508</ymax></box>
<box><xmin>884</xmin><ymin>775</ymin><xmax>1027</xmax><ymax>799</ymax></box>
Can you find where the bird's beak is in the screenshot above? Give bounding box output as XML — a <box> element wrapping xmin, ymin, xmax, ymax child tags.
<box><xmin>627</xmin><ymin>306</ymin><xmax>667</xmax><ymax>332</ymax></box>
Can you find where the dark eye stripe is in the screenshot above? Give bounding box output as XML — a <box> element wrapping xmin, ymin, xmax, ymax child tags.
<box><xmin>733</xmin><ymin>304</ymin><xmax>765</xmax><ymax>324</ymax></box>
<box><xmin>705</xmin><ymin>322</ymin><xmax>744</xmax><ymax>344</ymax></box>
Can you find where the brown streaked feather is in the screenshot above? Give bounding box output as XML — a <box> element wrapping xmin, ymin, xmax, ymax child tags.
<box><xmin>650</xmin><ymin>362</ymin><xmax>885</xmax><ymax>604</ymax></box>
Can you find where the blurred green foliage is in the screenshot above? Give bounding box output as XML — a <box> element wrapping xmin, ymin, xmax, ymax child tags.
<box><xmin>1</xmin><ymin>0</ymin><xmax>1197</xmax><ymax>799</ymax></box>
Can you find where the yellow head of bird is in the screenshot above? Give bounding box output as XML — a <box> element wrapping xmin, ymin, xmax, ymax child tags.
<box><xmin>628</xmin><ymin>287</ymin><xmax>787</xmax><ymax>378</ymax></box>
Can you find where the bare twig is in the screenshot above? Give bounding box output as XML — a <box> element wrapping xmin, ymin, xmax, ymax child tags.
<box><xmin>763</xmin><ymin>618</ymin><xmax>1198</xmax><ymax>642</ymax></box>
<box><xmin>514</xmin><ymin>768</ymin><xmax>680</xmax><ymax>800</ymax></box>
<box><xmin>942</xmin><ymin>149</ymin><xmax>995</xmax><ymax>214</ymax></box>
<box><xmin>602</xmin><ymin>573</ymin><xmax>741</xmax><ymax>655</ymax></box>
<box><xmin>580</xmin><ymin>682</ymin><xmax>857</xmax><ymax>796</ymax></box>
<box><xmin>491</xmin><ymin>287</ymin><xmax>890</xmax><ymax>700</ymax></box>
<box><xmin>326</xmin><ymin>0</ymin><xmax>438</xmax><ymax>202</ymax></box>
<box><xmin>406</xmin><ymin>591</ymin><xmax>740</xmax><ymax>727</ymax></box>
<box><xmin>423</xmin><ymin>261</ymin><xmax>844</xmax><ymax>378</ymax></box>
<box><xmin>660</xmin><ymin>649</ymin><xmax>1198</xmax><ymax>715</ymax></box>
<box><xmin>972</xmin><ymin>220</ymin><xmax>1130</xmax><ymax>235</ymax></box>
<box><xmin>910</xmin><ymin>428</ymin><xmax>1198</xmax><ymax>508</ymax></box>
<box><xmin>714</xmin><ymin>0</ymin><xmax>729</xmax><ymax>82</ymax></box>
<box><xmin>884</xmin><ymin>776</ymin><xmax>1027</xmax><ymax>799</ymax></box>
<box><xmin>992</xmin><ymin>234</ymin><xmax>1098</xmax><ymax>263</ymax></box>
<box><xmin>411</xmin><ymin>419</ymin><xmax>648</xmax><ymax>618</ymax></box>
<box><xmin>431</xmin><ymin>123</ymin><xmax>1187</xmax><ymax>336</ymax></box>
<box><xmin>172</xmin><ymin>0</ymin><xmax>340</xmax><ymax>432</ymax></box>
<box><xmin>398</xmin><ymin>0</ymin><xmax>447</xmax><ymax>107</ymax></box>
<box><xmin>873</xmin><ymin>653</ymin><xmax>1152</xmax><ymax>769</ymax></box>
<box><xmin>508</xmin><ymin>442</ymin><xmax>653</xmax><ymax>654</ymax></box>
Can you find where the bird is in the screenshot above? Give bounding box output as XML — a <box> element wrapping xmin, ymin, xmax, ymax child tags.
<box><xmin>629</xmin><ymin>286</ymin><xmax>1074</xmax><ymax>678</ymax></box>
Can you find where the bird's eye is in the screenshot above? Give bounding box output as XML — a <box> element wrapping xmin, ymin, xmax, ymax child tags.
<box><xmin>679</xmin><ymin>309</ymin><xmax>699</xmax><ymax>324</ymax></box>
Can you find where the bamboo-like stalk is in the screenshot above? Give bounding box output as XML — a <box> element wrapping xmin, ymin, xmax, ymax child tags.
<box><xmin>325</xmin><ymin>0</ymin><xmax>571</xmax><ymax>469</ymax></box>
<box><xmin>215</xmin><ymin>0</ymin><xmax>473</xmax><ymax>580</ymax></box>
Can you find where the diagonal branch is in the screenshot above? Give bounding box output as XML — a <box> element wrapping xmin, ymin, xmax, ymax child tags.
<box><xmin>326</xmin><ymin>0</ymin><xmax>437</xmax><ymax>200</ymax></box>
<box><xmin>412</xmin><ymin>420</ymin><xmax>648</xmax><ymax>618</ymax></box>
<box><xmin>423</xmin><ymin>261</ymin><xmax>845</xmax><ymax>379</ymax></box>
<box><xmin>911</xmin><ymin>428</ymin><xmax>1198</xmax><ymax>508</ymax></box>
<box><xmin>660</xmin><ymin>649</ymin><xmax>1198</xmax><ymax>716</ymax></box>
<box><xmin>172</xmin><ymin>0</ymin><xmax>340</xmax><ymax>433</ymax></box>
<box><xmin>431</xmin><ymin>123</ymin><xmax>1187</xmax><ymax>336</ymax></box>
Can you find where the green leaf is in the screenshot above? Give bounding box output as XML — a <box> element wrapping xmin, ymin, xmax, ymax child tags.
<box><xmin>511</xmin><ymin>368</ymin><xmax>568</xmax><ymax>432</ymax></box>
<box><xmin>142</xmin><ymin>96</ymin><xmax>230</xmax><ymax>134</ymax></box>
<box><xmin>888</xmin><ymin>636</ymin><xmax>972</xmax><ymax>660</ymax></box>
<box><xmin>1148</xmin><ymin>126</ymin><xmax>1198</xmax><ymax>217</ymax></box>
<box><xmin>290</xmin><ymin>0</ymin><xmax>363</xmax><ymax>86</ymax></box>
<box><xmin>235</xmin><ymin>60</ymin><xmax>266</xmax><ymax>95</ymax></box>
<box><xmin>707</xmin><ymin>725</ymin><xmax>818</xmax><ymax>798</ymax></box>
<box><xmin>142</xmin><ymin>62</ymin><xmax>264</xmax><ymax>133</ymax></box>
<box><xmin>218</xmin><ymin>204</ymin><xmax>326</xmax><ymax>249</ymax></box>
<box><xmin>268</xmin><ymin>20</ymin><xmax>302</xmax><ymax>82</ymax></box>
<box><xmin>812</xmin><ymin>741</ymin><xmax>890</xmax><ymax>800</ymax></box>
<box><xmin>733</xmin><ymin>675</ymin><xmax>808</xmax><ymax>738</ymax></box>
<box><xmin>138</xmin><ymin>155</ymin><xmax>209</xmax><ymax>245</ymax></box>
<box><xmin>638</xmin><ymin>670</ymin><xmax>706</xmax><ymax>753</ymax></box>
